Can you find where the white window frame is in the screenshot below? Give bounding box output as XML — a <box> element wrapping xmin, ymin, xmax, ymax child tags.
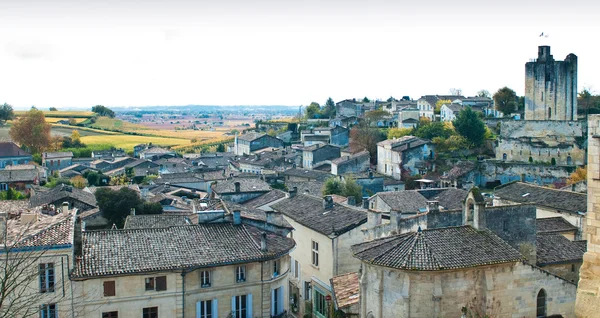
<box><xmin>200</xmin><ymin>270</ymin><xmax>211</xmax><ymax>288</ymax></box>
<box><xmin>40</xmin><ymin>303</ymin><xmax>57</xmax><ymax>318</ymax></box>
<box><xmin>232</xmin><ymin>294</ymin><xmax>252</xmax><ymax>318</ymax></box>
<box><xmin>311</xmin><ymin>240</ymin><xmax>319</xmax><ymax>267</ymax></box>
<box><xmin>236</xmin><ymin>266</ymin><xmax>246</xmax><ymax>283</ymax></box>
<box><xmin>39</xmin><ymin>263</ymin><xmax>55</xmax><ymax>293</ymax></box>
<box><xmin>197</xmin><ymin>299</ymin><xmax>217</xmax><ymax>318</ymax></box>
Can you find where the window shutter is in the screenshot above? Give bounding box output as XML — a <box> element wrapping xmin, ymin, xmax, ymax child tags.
<box><xmin>246</xmin><ymin>294</ymin><xmax>252</xmax><ymax>318</ymax></box>
<box><xmin>278</xmin><ymin>286</ymin><xmax>284</xmax><ymax>314</ymax></box>
<box><xmin>231</xmin><ymin>296</ymin><xmax>236</xmax><ymax>313</ymax></box>
<box><xmin>155</xmin><ymin>276</ymin><xmax>167</xmax><ymax>291</ymax></box>
<box><xmin>271</xmin><ymin>289</ymin><xmax>275</xmax><ymax>316</ymax></box>
<box><xmin>103</xmin><ymin>281</ymin><xmax>116</xmax><ymax>297</ymax></box>
<box><xmin>290</xmin><ymin>257</ymin><xmax>294</xmax><ymax>277</ymax></box>
<box><xmin>196</xmin><ymin>301</ymin><xmax>201</xmax><ymax>318</ymax></box>
<box><xmin>212</xmin><ymin>298</ymin><xmax>218</xmax><ymax>318</ymax></box>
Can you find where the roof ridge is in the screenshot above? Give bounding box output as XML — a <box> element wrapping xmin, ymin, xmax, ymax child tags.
<box><xmin>361</xmin><ymin>233</ymin><xmax>414</xmax><ymax>262</ymax></box>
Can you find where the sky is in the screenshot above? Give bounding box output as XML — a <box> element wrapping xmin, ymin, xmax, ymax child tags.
<box><xmin>0</xmin><ymin>0</ymin><xmax>599</xmax><ymax>109</ymax></box>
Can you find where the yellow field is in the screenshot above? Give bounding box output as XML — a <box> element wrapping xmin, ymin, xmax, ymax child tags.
<box><xmin>81</xmin><ymin>135</ymin><xmax>190</xmax><ymax>151</ymax></box>
<box><xmin>51</xmin><ymin>124</ymin><xmax>121</xmax><ymax>135</ymax></box>
<box><xmin>14</xmin><ymin>111</ymin><xmax>95</xmax><ymax>118</ymax></box>
<box><xmin>44</xmin><ymin>117</ymin><xmax>87</xmax><ymax>124</ymax></box>
<box><xmin>171</xmin><ymin>137</ymin><xmax>234</xmax><ymax>150</ymax></box>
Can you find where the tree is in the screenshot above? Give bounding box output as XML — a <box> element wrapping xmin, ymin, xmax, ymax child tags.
<box><xmin>493</xmin><ymin>87</ymin><xmax>518</xmax><ymax>114</ymax></box>
<box><xmin>95</xmin><ymin>187</ymin><xmax>163</xmax><ymax>228</ymax></box>
<box><xmin>0</xmin><ymin>103</ymin><xmax>14</xmax><ymax>125</ymax></box>
<box><xmin>435</xmin><ymin>99</ymin><xmax>452</xmax><ymax>115</ymax></box>
<box><xmin>71</xmin><ymin>130</ymin><xmax>81</xmax><ymax>143</ymax></box>
<box><xmin>362</xmin><ymin>97</ymin><xmax>370</xmax><ymax>103</ymax></box>
<box><xmin>578</xmin><ymin>88</ymin><xmax>600</xmax><ymax>114</ymax></box>
<box><xmin>70</xmin><ymin>175</ymin><xmax>88</xmax><ymax>188</ymax></box>
<box><xmin>216</xmin><ymin>143</ymin><xmax>226</xmax><ymax>152</ymax></box>
<box><xmin>567</xmin><ymin>166</ymin><xmax>587</xmax><ymax>185</ymax></box>
<box><xmin>349</xmin><ymin>126</ymin><xmax>385</xmax><ymax>165</ymax></box>
<box><xmin>322</xmin><ymin>97</ymin><xmax>336</xmax><ymax>119</ymax></box>
<box><xmin>477</xmin><ymin>90</ymin><xmax>491</xmax><ymax>98</ymax></box>
<box><xmin>322</xmin><ymin>177</ymin><xmax>363</xmax><ymax>203</ymax></box>
<box><xmin>363</xmin><ymin>109</ymin><xmax>390</xmax><ymax>126</ymax></box>
<box><xmin>9</xmin><ymin>108</ymin><xmax>51</xmax><ymax>153</ymax></box>
<box><xmin>414</xmin><ymin>121</ymin><xmax>453</xmax><ymax>140</ymax></box>
<box><xmin>91</xmin><ymin>105</ymin><xmax>115</xmax><ymax>118</ymax></box>
<box><xmin>49</xmin><ymin>107</ymin><xmax>58</xmax><ymax>111</ymax></box>
<box><xmin>452</xmin><ymin>107</ymin><xmax>486</xmax><ymax>147</ymax></box>
<box><xmin>387</xmin><ymin>128</ymin><xmax>412</xmax><ymax>139</ymax></box>
<box><xmin>387</xmin><ymin>96</ymin><xmax>395</xmax><ymax>102</ymax></box>
<box><xmin>305</xmin><ymin>102</ymin><xmax>321</xmax><ymax>119</ymax></box>
<box><xmin>49</xmin><ymin>136</ymin><xmax>64</xmax><ymax>151</ymax></box>
<box><xmin>322</xmin><ymin>178</ymin><xmax>344</xmax><ymax>196</ymax></box>
<box><xmin>449</xmin><ymin>88</ymin><xmax>463</xmax><ymax>96</ymax></box>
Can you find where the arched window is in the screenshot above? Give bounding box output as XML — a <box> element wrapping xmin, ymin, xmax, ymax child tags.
<box><xmin>502</xmin><ymin>153</ymin><xmax>507</xmax><ymax>161</ymax></box>
<box><xmin>567</xmin><ymin>156</ymin><xmax>573</xmax><ymax>165</ymax></box>
<box><xmin>465</xmin><ymin>198</ymin><xmax>475</xmax><ymax>227</ymax></box>
<box><xmin>537</xmin><ymin>289</ymin><xmax>547</xmax><ymax>318</ymax></box>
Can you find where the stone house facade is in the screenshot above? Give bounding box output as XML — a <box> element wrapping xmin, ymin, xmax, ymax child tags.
<box><xmin>302</xmin><ymin>144</ymin><xmax>340</xmax><ymax>169</ymax></box>
<box><xmin>42</xmin><ymin>151</ymin><xmax>73</xmax><ymax>173</ymax></box>
<box><xmin>331</xmin><ymin>151</ymin><xmax>370</xmax><ymax>176</ymax></box>
<box><xmin>234</xmin><ymin>132</ymin><xmax>284</xmax><ymax>156</ymax></box>
<box><xmin>0</xmin><ymin>142</ymin><xmax>32</xmax><ymax>169</ymax></box>
<box><xmin>376</xmin><ymin>136</ymin><xmax>433</xmax><ymax>179</ymax></box>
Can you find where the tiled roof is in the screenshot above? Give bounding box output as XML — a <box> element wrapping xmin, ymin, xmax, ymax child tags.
<box><xmin>242</xmin><ymin>190</ymin><xmax>287</xmax><ymax>209</ymax></box>
<box><xmin>140</xmin><ymin>146</ymin><xmax>173</xmax><ymax>154</ymax></box>
<box><xmin>43</xmin><ymin>151</ymin><xmax>73</xmax><ymax>159</ymax></box>
<box><xmin>213</xmin><ymin>178</ymin><xmax>271</xmax><ymax>193</ymax></box>
<box><xmin>441</xmin><ymin>161</ymin><xmax>476</xmax><ymax>179</ymax></box>
<box><xmin>282</xmin><ymin>169</ymin><xmax>333</xmax><ymax>181</ymax></box>
<box><xmin>271</xmin><ymin>194</ymin><xmax>367</xmax><ymax>236</ymax></box>
<box><xmin>285</xmin><ymin>181</ymin><xmax>325</xmax><ymax>196</ymax></box>
<box><xmin>0</xmin><ymin>142</ymin><xmax>30</xmax><ymax>157</ymax></box>
<box><xmin>73</xmin><ymin>223</ymin><xmax>295</xmax><ymax>278</ymax></box>
<box><xmin>376</xmin><ymin>191</ymin><xmax>429</xmax><ymax>213</ymax></box>
<box><xmin>446</xmin><ymin>103</ymin><xmax>464</xmax><ymax>112</ymax></box>
<box><xmin>494</xmin><ymin>182</ymin><xmax>586</xmax><ymax>214</ymax></box>
<box><xmin>30</xmin><ymin>184</ymin><xmax>97</xmax><ymax>208</ymax></box>
<box><xmin>123</xmin><ymin>214</ymin><xmax>191</xmax><ymax>229</ymax></box>
<box><xmin>224</xmin><ymin>201</ymin><xmax>293</xmax><ymax>229</ymax></box>
<box><xmin>0</xmin><ymin>168</ymin><xmax>38</xmax><ymax>183</ymax></box>
<box><xmin>331</xmin><ymin>150</ymin><xmax>369</xmax><ymax>165</ymax></box>
<box><xmin>331</xmin><ymin>272</ymin><xmax>360</xmax><ymax>309</ymax></box>
<box><xmin>237</xmin><ymin>132</ymin><xmax>265</xmax><ymax>142</ymax></box>
<box><xmin>14</xmin><ymin>215</ymin><xmax>74</xmax><ymax>248</ymax></box>
<box><xmin>418</xmin><ymin>188</ymin><xmax>468</xmax><ymax>211</ymax></box>
<box><xmin>536</xmin><ymin>233</ymin><xmax>586</xmax><ymax>266</ymax></box>
<box><xmin>377</xmin><ymin>136</ymin><xmax>428</xmax><ymax>149</ymax></box>
<box><xmin>303</xmin><ymin>144</ymin><xmax>340</xmax><ymax>152</ymax></box>
<box><xmin>352</xmin><ymin>226</ymin><xmax>523</xmax><ymax>271</ymax></box>
<box><xmin>537</xmin><ymin>217</ymin><xmax>578</xmax><ymax>234</ymax></box>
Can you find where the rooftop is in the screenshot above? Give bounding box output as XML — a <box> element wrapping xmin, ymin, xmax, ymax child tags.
<box><xmin>30</xmin><ymin>184</ymin><xmax>97</xmax><ymax>208</ymax></box>
<box><xmin>331</xmin><ymin>272</ymin><xmax>360</xmax><ymax>309</ymax></box>
<box><xmin>536</xmin><ymin>233</ymin><xmax>586</xmax><ymax>266</ymax></box>
<box><xmin>494</xmin><ymin>182</ymin><xmax>586</xmax><ymax>214</ymax></box>
<box><xmin>271</xmin><ymin>194</ymin><xmax>367</xmax><ymax>236</ymax></box>
<box><xmin>282</xmin><ymin>168</ymin><xmax>333</xmax><ymax>181</ymax></box>
<box><xmin>0</xmin><ymin>142</ymin><xmax>30</xmax><ymax>157</ymax></box>
<box><xmin>43</xmin><ymin>151</ymin><xmax>73</xmax><ymax>159</ymax></box>
<box><xmin>242</xmin><ymin>189</ymin><xmax>288</xmax><ymax>209</ymax></box>
<box><xmin>331</xmin><ymin>150</ymin><xmax>370</xmax><ymax>165</ymax></box>
<box><xmin>375</xmin><ymin>191</ymin><xmax>429</xmax><ymax>213</ymax></box>
<box><xmin>352</xmin><ymin>226</ymin><xmax>523</xmax><ymax>271</ymax></box>
<box><xmin>73</xmin><ymin>223</ymin><xmax>295</xmax><ymax>278</ymax></box>
<box><xmin>123</xmin><ymin>214</ymin><xmax>191</xmax><ymax>229</ymax></box>
<box><xmin>213</xmin><ymin>178</ymin><xmax>271</xmax><ymax>194</ymax></box>
<box><xmin>237</xmin><ymin>132</ymin><xmax>266</xmax><ymax>142</ymax></box>
<box><xmin>537</xmin><ymin>217</ymin><xmax>578</xmax><ymax>234</ymax></box>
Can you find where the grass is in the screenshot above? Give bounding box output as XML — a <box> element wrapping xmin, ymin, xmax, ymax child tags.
<box><xmin>14</xmin><ymin>111</ymin><xmax>95</xmax><ymax>118</ymax></box>
<box><xmin>80</xmin><ymin>135</ymin><xmax>190</xmax><ymax>151</ymax></box>
<box><xmin>51</xmin><ymin>124</ymin><xmax>120</xmax><ymax>135</ymax></box>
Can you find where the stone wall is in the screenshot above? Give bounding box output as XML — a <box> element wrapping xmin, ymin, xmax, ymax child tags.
<box><xmin>427</xmin><ymin>209</ymin><xmax>463</xmax><ymax>229</ymax></box>
<box><xmin>477</xmin><ymin>160</ymin><xmax>575</xmax><ymax>187</ymax></box>
<box><xmin>544</xmin><ymin>262</ymin><xmax>582</xmax><ymax>284</ymax></box>
<box><xmin>482</xmin><ymin>205</ymin><xmax>537</xmax><ymax>263</ymax></box>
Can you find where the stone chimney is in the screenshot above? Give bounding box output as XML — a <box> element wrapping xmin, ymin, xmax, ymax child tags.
<box><xmin>61</xmin><ymin>202</ymin><xmax>70</xmax><ymax>215</ymax></box>
<box><xmin>390</xmin><ymin>210</ymin><xmax>402</xmax><ymax>228</ymax></box>
<box><xmin>367</xmin><ymin>210</ymin><xmax>382</xmax><ymax>227</ymax></box>
<box><xmin>347</xmin><ymin>196</ymin><xmax>356</xmax><ymax>206</ymax></box>
<box><xmin>362</xmin><ymin>197</ymin><xmax>370</xmax><ymax>209</ymax></box>
<box><xmin>289</xmin><ymin>187</ymin><xmax>297</xmax><ymax>198</ymax></box>
<box><xmin>233</xmin><ymin>210</ymin><xmax>241</xmax><ymax>225</ymax></box>
<box><xmin>265</xmin><ymin>210</ymin><xmax>275</xmax><ymax>225</ymax></box>
<box><xmin>130</xmin><ymin>208</ymin><xmax>136</xmax><ymax>216</ymax></box>
<box><xmin>323</xmin><ymin>195</ymin><xmax>334</xmax><ymax>210</ymax></box>
<box><xmin>426</xmin><ymin>201</ymin><xmax>439</xmax><ymax>213</ymax></box>
<box><xmin>234</xmin><ymin>182</ymin><xmax>241</xmax><ymax>193</ymax></box>
<box><xmin>21</xmin><ymin>212</ymin><xmax>38</xmax><ymax>224</ymax></box>
<box><xmin>260</xmin><ymin>232</ymin><xmax>267</xmax><ymax>251</ymax></box>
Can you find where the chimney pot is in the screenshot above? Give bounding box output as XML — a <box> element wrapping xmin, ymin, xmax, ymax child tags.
<box><xmin>61</xmin><ymin>202</ymin><xmax>69</xmax><ymax>215</ymax></box>
<box><xmin>260</xmin><ymin>232</ymin><xmax>267</xmax><ymax>251</ymax></box>
<box><xmin>233</xmin><ymin>210</ymin><xmax>241</xmax><ymax>225</ymax></box>
<box><xmin>323</xmin><ymin>195</ymin><xmax>334</xmax><ymax>210</ymax></box>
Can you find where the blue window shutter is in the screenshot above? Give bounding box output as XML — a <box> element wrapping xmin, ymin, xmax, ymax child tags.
<box><xmin>271</xmin><ymin>289</ymin><xmax>275</xmax><ymax>316</ymax></box>
<box><xmin>279</xmin><ymin>285</ymin><xmax>285</xmax><ymax>314</ymax></box>
<box><xmin>231</xmin><ymin>296</ymin><xmax>236</xmax><ymax>315</ymax></box>
<box><xmin>196</xmin><ymin>302</ymin><xmax>201</xmax><ymax>318</ymax></box>
<box><xmin>212</xmin><ymin>299</ymin><xmax>218</xmax><ymax>318</ymax></box>
<box><xmin>246</xmin><ymin>293</ymin><xmax>252</xmax><ymax>318</ymax></box>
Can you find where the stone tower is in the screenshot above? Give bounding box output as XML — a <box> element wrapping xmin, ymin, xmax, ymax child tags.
<box><xmin>576</xmin><ymin>115</ymin><xmax>600</xmax><ymax>316</ymax></box>
<box><xmin>525</xmin><ymin>46</ymin><xmax>577</xmax><ymax>121</ymax></box>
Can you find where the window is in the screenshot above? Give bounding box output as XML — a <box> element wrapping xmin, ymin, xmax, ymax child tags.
<box><xmin>312</xmin><ymin>241</ymin><xmax>319</xmax><ymax>267</ymax></box>
<box><xmin>304</xmin><ymin>281</ymin><xmax>311</xmax><ymax>300</ymax></box>
<box><xmin>314</xmin><ymin>290</ymin><xmax>327</xmax><ymax>316</ymax></box>
<box><xmin>39</xmin><ymin>263</ymin><xmax>55</xmax><ymax>293</ymax></box>
<box><xmin>571</xmin><ymin>264</ymin><xmax>576</xmax><ymax>272</ymax></box>
<box><xmin>143</xmin><ymin>307</ymin><xmax>158</xmax><ymax>318</ymax></box>
<box><xmin>236</xmin><ymin>266</ymin><xmax>246</xmax><ymax>282</ymax></box>
<box><xmin>273</xmin><ymin>260</ymin><xmax>279</xmax><ymax>277</ymax></box>
<box><xmin>201</xmin><ymin>271</ymin><xmax>211</xmax><ymax>288</ymax></box>
<box><xmin>232</xmin><ymin>294</ymin><xmax>252</xmax><ymax>318</ymax></box>
<box><xmin>294</xmin><ymin>260</ymin><xmax>299</xmax><ymax>279</ymax></box>
<box><xmin>198</xmin><ymin>300</ymin><xmax>213</xmax><ymax>318</ymax></box>
<box><xmin>272</xmin><ymin>287</ymin><xmax>284</xmax><ymax>316</ymax></box>
<box><xmin>40</xmin><ymin>304</ymin><xmax>57</xmax><ymax>318</ymax></box>
<box><xmin>145</xmin><ymin>276</ymin><xmax>167</xmax><ymax>291</ymax></box>
<box><xmin>103</xmin><ymin>281</ymin><xmax>116</xmax><ymax>297</ymax></box>
<box><xmin>537</xmin><ymin>289</ymin><xmax>547</xmax><ymax>318</ymax></box>
<box><xmin>102</xmin><ymin>312</ymin><xmax>118</xmax><ymax>318</ymax></box>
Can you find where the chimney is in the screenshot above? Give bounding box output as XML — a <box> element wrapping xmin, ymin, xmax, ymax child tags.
<box><xmin>233</xmin><ymin>210</ymin><xmax>241</xmax><ymax>225</ymax></box>
<box><xmin>347</xmin><ymin>196</ymin><xmax>356</xmax><ymax>206</ymax></box>
<box><xmin>61</xmin><ymin>202</ymin><xmax>70</xmax><ymax>215</ymax></box>
<box><xmin>265</xmin><ymin>210</ymin><xmax>276</xmax><ymax>225</ymax></box>
<box><xmin>234</xmin><ymin>182</ymin><xmax>241</xmax><ymax>193</ymax></box>
<box><xmin>21</xmin><ymin>212</ymin><xmax>38</xmax><ymax>224</ymax></box>
<box><xmin>130</xmin><ymin>208</ymin><xmax>136</xmax><ymax>216</ymax></box>
<box><xmin>362</xmin><ymin>197</ymin><xmax>370</xmax><ymax>209</ymax></box>
<box><xmin>390</xmin><ymin>210</ymin><xmax>402</xmax><ymax>228</ymax></box>
<box><xmin>289</xmin><ymin>186</ymin><xmax>297</xmax><ymax>198</ymax></box>
<box><xmin>323</xmin><ymin>195</ymin><xmax>334</xmax><ymax>210</ymax></box>
<box><xmin>165</xmin><ymin>182</ymin><xmax>170</xmax><ymax>190</ymax></box>
<box><xmin>426</xmin><ymin>201</ymin><xmax>439</xmax><ymax>213</ymax></box>
<box><xmin>260</xmin><ymin>232</ymin><xmax>267</xmax><ymax>251</ymax></box>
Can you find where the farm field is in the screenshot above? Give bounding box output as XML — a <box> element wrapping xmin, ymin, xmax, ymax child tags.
<box><xmin>44</xmin><ymin>117</ymin><xmax>87</xmax><ymax>124</ymax></box>
<box><xmin>14</xmin><ymin>110</ymin><xmax>94</xmax><ymax>118</ymax></box>
<box><xmin>80</xmin><ymin>135</ymin><xmax>190</xmax><ymax>151</ymax></box>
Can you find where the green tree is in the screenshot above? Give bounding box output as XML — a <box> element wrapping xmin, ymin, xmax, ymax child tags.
<box><xmin>322</xmin><ymin>177</ymin><xmax>363</xmax><ymax>203</ymax></box>
<box><xmin>362</xmin><ymin>97</ymin><xmax>370</xmax><ymax>103</ymax></box>
<box><xmin>305</xmin><ymin>102</ymin><xmax>321</xmax><ymax>119</ymax></box>
<box><xmin>493</xmin><ymin>87</ymin><xmax>518</xmax><ymax>114</ymax></box>
<box><xmin>322</xmin><ymin>97</ymin><xmax>336</xmax><ymax>118</ymax></box>
<box><xmin>322</xmin><ymin>177</ymin><xmax>344</xmax><ymax>196</ymax></box>
<box><xmin>363</xmin><ymin>109</ymin><xmax>390</xmax><ymax>126</ymax></box>
<box><xmin>387</xmin><ymin>96</ymin><xmax>395</xmax><ymax>102</ymax></box>
<box><xmin>49</xmin><ymin>107</ymin><xmax>58</xmax><ymax>111</ymax></box>
<box><xmin>387</xmin><ymin>128</ymin><xmax>412</xmax><ymax>139</ymax></box>
<box><xmin>216</xmin><ymin>143</ymin><xmax>226</xmax><ymax>152</ymax></box>
<box><xmin>95</xmin><ymin>187</ymin><xmax>163</xmax><ymax>228</ymax></box>
<box><xmin>477</xmin><ymin>90</ymin><xmax>491</xmax><ymax>98</ymax></box>
<box><xmin>414</xmin><ymin>121</ymin><xmax>453</xmax><ymax>140</ymax></box>
<box><xmin>91</xmin><ymin>105</ymin><xmax>115</xmax><ymax>118</ymax></box>
<box><xmin>452</xmin><ymin>107</ymin><xmax>486</xmax><ymax>147</ymax></box>
<box><xmin>9</xmin><ymin>108</ymin><xmax>51</xmax><ymax>153</ymax></box>
<box><xmin>0</xmin><ymin>103</ymin><xmax>15</xmax><ymax>125</ymax></box>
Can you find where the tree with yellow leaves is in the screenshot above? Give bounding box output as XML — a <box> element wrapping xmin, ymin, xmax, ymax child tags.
<box><xmin>567</xmin><ymin>166</ymin><xmax>586</xmax><ymax>185</ymax></box>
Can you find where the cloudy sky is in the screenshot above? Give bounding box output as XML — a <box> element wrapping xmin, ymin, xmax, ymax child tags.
<box><xmin>1</xmin><ymin>0</ymin><xmax>598</xmax><ymax>109</ymax></box>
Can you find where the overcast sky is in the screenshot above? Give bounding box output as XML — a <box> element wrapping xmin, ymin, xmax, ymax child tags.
<box><xmin>1</xmin><ymin>0</ymin><xmax>598</xmax><ymax>109</ymax></box>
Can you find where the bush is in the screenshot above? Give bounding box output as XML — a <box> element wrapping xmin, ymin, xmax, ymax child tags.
<box><xmin>0</xmin><ymin>188</ymin><xmax>26</xmax><ymax>200</ymax></box>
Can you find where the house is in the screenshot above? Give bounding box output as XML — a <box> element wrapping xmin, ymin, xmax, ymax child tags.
<box><xmin>352</xmin><ymin>225</ymin><xmax>577</xmax><ymax>318</ymax></box>
<box><xmin>59</xmin><ymin>164</ymin><xmax>98</xmax><ymax>179</ymax></box>
<box><xmin>0</xmin><ymin>205</ymin><xmax>77</xmax><ymax>317</ymax></box>
<box><xmin>493</xmin><ymin>181</ymin><xmax>587</xmax><ymax>232</ymax></box>
<box><xmin>271</xmin><ymin>193</ymin><xmax>367</xmax><ymax>318</ymax></box>
<box><xmin>91</xmin><ymin>148</ymin><xmax>127</xmax><ymax>159</ymax></box>
<box><xmin>212</xmin><ymin>178</ymin><xmax>271</xmax><ymax>203</ymax></box>
<box><xmin>439</xmin><ymin>103</ymin><xmax>464</xmax><ymax>121</ymax></box>
<box><xmin>439</xmin><ymin>160</ymin><xmax>477</xmax><ymax>189</ymax></box>
<box><xmin>0</xmin><ymin>166</ymin><xmax>41</xmax><ymax>191</ymax></box>
<box><xmin>138</xmin><ymin>146</ymin><xmax>176</xmax><ymax>160</ymax></box>
<box><xmin>234</xmin><ymin>132</ymin><xmax>284</xmax><ymax>156</ymax></box>
<box><xmin>29</xmin><ymin>184</ymin><xmax>97</xmax><ymax>211</ymax></box>
<box><xmin>331</xmin><ymin>150</ymin><xmax>370</xmax><ymax>176</ymax></box>
<box><xmin>281</xmin><ymin>168</ymin><xmax>333</xmax><ymax>182</ymax></box>
<box><xmin>376</xmin><ymin>136</ymin><xmax>433</xmax><ymax>180</ymax></box>
<box><xmin>303</xmin><ymin>126</ymin><xmax>349</xmax><ymax>147</ymax></box>
<box><xmin>417</xmin><ymin>95</ymin><xmax>465</xmax><ymax>120</ymax></box>
<box><xmin>229</xmin><ymin>151</ymin><xmax>288</xmax><ymax>175</ymax></box>
<box><xmin>302</xmin><ymin>144</ymin><xmax>340</xmax><ymax>169</ymax></box>
<box><xmin>330</xmin><ymin>272</ymin><xmax>360</xmax><ymax>317</ymax></box>
<box><xmin>42</xmin><ymin>151</ymin><xmax>73</xmax><ymax>172</ymax></box>
<box><xmin>329</xmin><ymin>116</ymin><xmax>358</xmax><ymax>128</ymax></box>
<box><xmin>71</xmin><ymin>209</ymin><xmax>295</xmax><ymax>318</ymax></box>
<box><xmin>343</xmin><ymin>170</ymin><xmax>385</xmax><ymax>197</ymax></box>
<box><xmin>453</xmin><ymin>96</ymin><xmax>500</xmax><ymax>117</ymax></box>
<box><xmin>397</xmin><ymin>108</ymin><xmax>420</xmax><ymax>128</ymax></box>
<box><xmin>0</xmin><ymin>142</ymin><xmax>32</xmax><ymax>168</ymax></box>
<box><xmin>335</xmin><ymin>99</ymin><xmax>363</xmax><ymax>117</ymax></box>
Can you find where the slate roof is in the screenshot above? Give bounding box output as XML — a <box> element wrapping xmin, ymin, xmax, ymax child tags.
<box><xmin>213</xmin><ymin>178</ymin><xmax>271</xmax><ymax>194</ymax></box>
<box><xmin>418</xmin><ymin>188</ymin><xmax>468</xmax><ymax>211</ymax></box>
<box><xmin>441</xmin><ymin>161</ymin><xmax>476</xmax><ymax>179</ymax></box>
<box><xmin>123</xmin><ymin>214</ymin><xmax>191</xmax><ymax>229</ymax></box>
<box><xmin>376</xmin><ymin>191</ymin><xmax>429</xmax><ymax>213</ymax></box>
<box><xmin>72</xmin><ymin>223</ymin><xmax>295</xmax><ymax>278</ymax></box>
<box><xmin>352</xmin><ymin>226</ymin><xmax>523</xmax><ymax>271</ymax></box>
<box><xmin>237</xmin><ymin>132</ymin><xmax>266</xmax><ymax>142</ymax></box>
<box><xmin>0</xmin><ymin>142</ymin><xmax>30</xmax><ymax>157</ymax></box>
<box><xmin>446</xmin><ymin>103</ymin><xmax>464</xmax><ymax>113</ymax></box>
<box><xmin>537</xmin><ymin>217</ymin><xmax>578</xmax><ymax>234</ymax></box>
<box><xmin>331</xmin><ymin>150</ymin><xmax>370</xmax><ymax>165</ymax></box>
<box><xmin>331</xmin><ymin>272</ymin><xmax>360</xmax><ymax>309</ymax></box>
<box><xmin>140</xmin><ymin>146</ymin><xmax>173</xmax><ymax>155</ymax></box>
<box><xmin>242</xmin><ymin>189</ymin><xmax>287</xmax><ymax>209</ymax></box>
<box><xmin>43</xmin><ymin>151</ymin><xmax>73</xmax><ymax>159</ymax></box>
<box><xmin>224</xmin><ymin>201</ymin><xmax>293</xmax><ymax>229</ymax></box>
<box><xmin>494</xmin><ymin>182</ymin><xmax>587</xmax><ymax>214</ymax></box>
<box><xmin>271</xmin><ymin>194</ymin><xmax>367</xmax><ymax>236</ymax></box>
<box><xmin>0</xmin><ymin>168</ymin><xmax>39</xmax><ymax>183</ymax></box>
<box><xmin>377</xmin><ymin>136</ymin><xmax>429</xmax><ymax>151</ymax></box>
<box><xmin>282</xmin><ymin>168</ymin><xmax>333</xmax><ymax>181</ymax></box>
<box><xmin>30</xmin><ymin>184</ymin><xmax>97</xmax><ymax>208</ymax></box>
<box><xmin>536</xmin><ymin>233</ymin><xmax>586</xmax><ymax>266</ymax></box>
<box><xmin>286</xmin><ymin>181</ymin><xmax>325</xmax><ymax>196</ymax></box>
<box><xmin>13</xmin><ymin>215</ymin><xmax>75</xmax><ymax>248</ymax></box>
